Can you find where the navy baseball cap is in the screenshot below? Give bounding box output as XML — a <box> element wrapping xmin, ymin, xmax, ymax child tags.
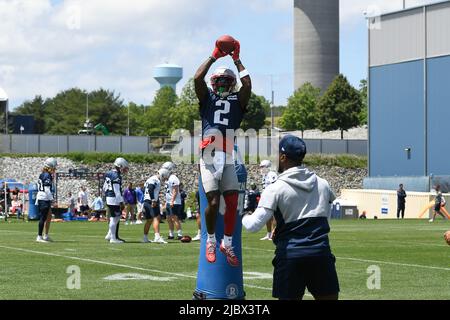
<box><xmin>279</xmin><ymin>135</ymin><xmax>307</xmax><ymax>161</ymax></box>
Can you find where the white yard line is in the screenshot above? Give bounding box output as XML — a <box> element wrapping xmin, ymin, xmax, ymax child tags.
<box><xmin>0</xmin><ymin>230</ymin><xmax>104</xmax><ymax>238</ymax></box>
<box><xmin>331</xmin><ymin>238</ymin><xmax>447</xmax><ymax>248</ymax></box>
<box><xmin>0</xmin><ymin>244</ymin><xmax>196</xmax><ymax>279</ymax></box>
<box><xmin>244</xmin><ymin>284</ymin><xmax>271</xmax><ymax>291</ymax></box>
<box><xmin>336</xmin><ymin>257</ymin><xmax>450</xmax><ymax>271</ymax></box>
<box><xmin>242</xmin><ymin>246</ymin><xmax>450</xmax><ymax>271</ymax></box>
<box><xmin>1</xmin><ymin>230</ymin><xmax>447</xmax><ymax>272</ymax></box>
<box><xmin>0</xmin><ymin>244</ymin><xmax>304</xmax><ymax>296</ymax></box>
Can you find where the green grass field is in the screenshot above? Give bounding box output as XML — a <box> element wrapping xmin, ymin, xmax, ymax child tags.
<box><xmin>0</xmin><ymin>219</ymin><xmax>448</xmax><ymax>300</ymax></box>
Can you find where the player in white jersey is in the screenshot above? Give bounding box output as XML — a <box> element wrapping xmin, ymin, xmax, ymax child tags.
<box><xmin>165</xmin><ymin>173</ymin><xmax>183</xmax><ymax>240</ymax></box>
<box><xmin>260</xmin><ymin>160</ymin><xmax>278</xmax><ymax>240</ymax></box>
<box><xmin>142</xmin><ymin>169</ymin><xmax>169</xmax><ymax>244</ymax></box>
<box><xmin>103</xmin><ymin>158</ymin><xmax>129</xmax><ymax>244</ymax></box>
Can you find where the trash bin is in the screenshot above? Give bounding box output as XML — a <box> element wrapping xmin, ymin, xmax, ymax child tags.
<box><xmin>332</xmin><ymin>199</ymin><xmax>359</xmax><ymax>219</ymax></box>
<box><xmin>28</xmin><ymin>183</ymin><xmax>39</xmax><ymax>221</ymax></box>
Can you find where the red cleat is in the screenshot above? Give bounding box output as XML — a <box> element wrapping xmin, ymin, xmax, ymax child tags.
<box><xmin>206</xmin><ymin>241</ymin><xmax>216</xmax><ymax>263</ymax></box>
<box><xmin>220</xmin><ymin>243</ymin><xmax>239</xmax><ymax>267</ymax></box>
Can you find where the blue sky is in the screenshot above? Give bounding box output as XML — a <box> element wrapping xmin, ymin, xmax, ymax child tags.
<box><xmin>0</xmin><ymin>0</ymin><xmax>441</xmax><ymax>109</ymax></box>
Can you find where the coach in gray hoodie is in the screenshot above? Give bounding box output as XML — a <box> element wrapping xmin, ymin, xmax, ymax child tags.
<box><xmin>242</xmin><ymin>135</ymin><xmax>339</xmax><ymax>300</ymax></box>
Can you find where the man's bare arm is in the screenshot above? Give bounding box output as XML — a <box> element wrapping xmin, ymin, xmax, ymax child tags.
<box><xmin>194</xmin><ymin>57</ymin><xmax>216</xmax><ymax>103</ymax></box>
<box><xmin>235</xmin><ymin>59</ymin><xmax>252</xmax><ymax>111</ymax></box>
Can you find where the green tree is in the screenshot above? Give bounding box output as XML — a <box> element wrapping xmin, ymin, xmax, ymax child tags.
<box><xmin>44</xmin><ymin>88</ymin><xmax>83</xmax><ymax>134</ymax></box>
<box><xmin>359</xmin><ymin>79</ymin><xmax>368</xmax><ymax>125</ymax></box>
<box><xmin>143</xmin><ymin>86</ymin><xmax>178</xmax><ymax>136</ymax></box>
<box><xmin>43</xmin><ymin>88</ymin><xmax>127</xmax><ymax>135</ymax></box>
<box><xmin>317</xmin><ymin>74</ymin><xmax>362</xmax><ymax>139</ymax></box>
<box><xmin>279</xmin><ymin>83</ymin><xmax>321</xmax><ymax>137</ymax></box>
<box><xmin>13</xmin><ymin>95</ymin><xmax>48</xmax><ymax>134</ymax></box>
<box><xmin>167</xmin><ymin>79</ymin><xmax>201</xmax><ymax>134</ymax></box>
<box><xmin>126</xmin><ymin>102</ymin><xmax>147</xmax><ymax>136</ymax></box>
<box><xmin>241</xmin><ymin>93</ymin><xmax>268</xmax><ymax>131</ymax></box>
<box><xmin>179</xmin><ymin>78</ymin><xmax>198</xmax><ymax>106</ymax></box>
<box><xmin>86</xmin><ymin>89</ymin><xmax>127</xmax><ymax>135</ymax></box>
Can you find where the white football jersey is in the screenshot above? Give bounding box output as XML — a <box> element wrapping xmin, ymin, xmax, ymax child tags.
<box><xmin>144</xmin><ymin>175</ymin><xmax>161</xmax><ymax>202</ymax></box>
<box><xmin>165</xmin><ymin>174</ymin><xmax>181</xmax><ymax>205</ymax></box>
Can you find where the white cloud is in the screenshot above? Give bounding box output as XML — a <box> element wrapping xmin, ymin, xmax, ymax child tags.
<box><xmin>1</xmin><ymin>0</ymin><xmax>443</xmax><ymax>109</ymax></box>
<box><xmin>0</xmin><ymin>0</ymin><xmax>219</xmax><ymax>106</ymax></box>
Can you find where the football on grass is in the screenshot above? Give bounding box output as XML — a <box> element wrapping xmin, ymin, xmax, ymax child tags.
<box><xmin>180</xmin><ymin>235</ymin><xmax>192</xmax><ymax>243</ymax></box>
<box><xmin>216</xmin><ymin>35</ymin><xmax>236</xmax><ymax>54</ymax></box>
<box><xmin>445</xmin><ymin>231</ymin><xmax>450</xmax><ymax>246</ymax></box>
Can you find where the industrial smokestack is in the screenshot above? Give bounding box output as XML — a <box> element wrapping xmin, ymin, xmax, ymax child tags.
<box><xmin>294</xmin><ymin>0</ymin><xmax>340</xmax><ymax>93</ymax></box>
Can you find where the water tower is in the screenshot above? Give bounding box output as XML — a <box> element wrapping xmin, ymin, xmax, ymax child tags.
<box><xmin>294</xmin><ymin>0</ymin><xmax>340</xmax><ymax>93</ymax></box>
<box><xmin>153</xmin><ymin>64</ymin><xmax>183</xmax><ymax>91</ymax></box>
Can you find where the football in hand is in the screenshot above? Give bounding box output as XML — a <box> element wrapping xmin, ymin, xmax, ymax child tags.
<box><xmin>180</xmin><ymin>235</ymin><xmax>192</xmax><ymax>243</ymax></box>
<box><xmin>216</xmin><ymin>35</ymin><xmax>236</xmax><ymax>54</ymax></box>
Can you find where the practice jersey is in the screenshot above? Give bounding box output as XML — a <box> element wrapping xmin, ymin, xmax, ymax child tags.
<box><xmin>165</xmin><ymin>174</ymin><xmax>181</xmax><ymax>205</ymax></box>
<box><xmin>103</xmin><ymin>169</ymin><xmax>124</xmax><ymax>206</ymax></box>
<box><xmin>144</xmin><ymin>175</ymin><xmax>161</xmax><ymax>202</ymax></box>
<box><xmin>200</xmin><ymin>89</ymin><xmax>245</xmax><ymax>140</ymax></box>
<box><xmin>262</xmin><ymin>171</ymin><xmax>278</xmax><ymax>189</ymax></box>
<box><xmin>36</xmin><ymin>172</ymin><xmax>54</xmax><ymax>201</ymax></box>
<box><xmin>257</xmin><ymin>167</ymin><xmax>336</xmax><ymax>259</ymax></box>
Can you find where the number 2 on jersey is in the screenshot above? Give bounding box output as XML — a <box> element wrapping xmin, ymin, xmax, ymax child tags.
<box><xmin>214</xmin><ymin>101</ymin><xmax>230</xmax><ymax>125</ymax></box>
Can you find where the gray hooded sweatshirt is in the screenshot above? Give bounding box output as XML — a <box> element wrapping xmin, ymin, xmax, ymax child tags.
<box><xmin>243</xmin><ymin>166</ymin><xmax>336</xmax><ymax>259</ymax></box>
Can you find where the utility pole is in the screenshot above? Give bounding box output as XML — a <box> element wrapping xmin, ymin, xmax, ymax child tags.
<box><xmin>270</xmin><ymin>75</ymin><xmax>275</xmax><ymax>131</ymax></box>
<box><xmin>86</xmin><ymin>93</ymin><xmax>89</xmax><ymax>121</ymax></box>
<box><xmin>127</xmin><ymin>104</ymin><xmax>130</xmax><ymax>136</ymax></box>
<box><xmin>403</xmin><ymin>0</ymin><xmax>406</xmax><ymax>9</ymax></box>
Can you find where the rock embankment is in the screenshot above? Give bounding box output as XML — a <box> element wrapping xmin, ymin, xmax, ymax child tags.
<box><xmin>0</xmin><ymin>157</ymin><xmax>367</xmax><ymax>205</ymax></box>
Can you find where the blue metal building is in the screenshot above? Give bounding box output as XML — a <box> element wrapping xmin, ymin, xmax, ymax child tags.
<box><xmin>365</xmin><ymin>1</ymin><xmax>450</xmax><ymax>192</ymax></box>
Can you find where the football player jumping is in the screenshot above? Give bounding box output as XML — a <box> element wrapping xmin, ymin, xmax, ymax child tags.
<box><xmin>194</xmin><ymin>37</ymin><xmax>252</xmax><ymax>267</ymax></box>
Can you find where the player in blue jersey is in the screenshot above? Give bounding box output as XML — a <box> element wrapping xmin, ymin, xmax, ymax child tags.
<box><xmin>243</xmin><ymin>136</ymin><xmax>340</xmax><ymax>300</ymax></box>
<box><xmin>194</xmin><ymin>37</ymin><xmax>252</xmax><ymax>267</ymax></box>
<box><xmin>36</xmin><ymin>158</ymin><xmax>57</xmax><ymax>243</ymax></box>
<box><xmin>103</xmin><ymin>158</ymin><xmax>129</xmax><ymax>244</ymax></box>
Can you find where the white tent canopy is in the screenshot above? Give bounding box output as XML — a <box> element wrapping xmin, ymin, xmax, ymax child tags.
<box><xmin>0</xmin><ymin>87</ymin><xmax>8</xmax><ymax>101</ymax></box>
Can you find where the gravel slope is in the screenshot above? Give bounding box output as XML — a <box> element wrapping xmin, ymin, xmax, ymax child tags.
<box><xmin>1</xmin><ymin>157</ymin><xmax>367</xmax><ymax>206</ymax></box>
